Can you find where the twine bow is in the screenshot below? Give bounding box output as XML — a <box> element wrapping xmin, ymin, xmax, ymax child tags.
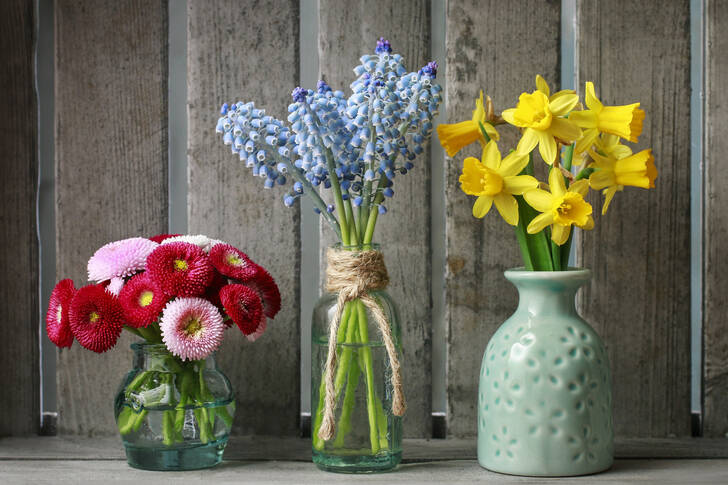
<box><xmin>317</xmin><ymin>247</ymin><xmax>406</xmax><ymax>441</ymax></box>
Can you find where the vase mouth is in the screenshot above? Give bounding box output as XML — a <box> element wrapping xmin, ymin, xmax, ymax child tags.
<box><xmin>130</xmin><ymin>342</ymin><xmax>169</xmax><ymax>353</ymax></box>
<box><xmin>504</xmin><ymin>267</ymin><xmax>592</xmax><ymax>284</ymax></box>
<box><xmin>331</xmin><ymin>243</ymin><xmax>381</xmax><ymax>251</ymax></box>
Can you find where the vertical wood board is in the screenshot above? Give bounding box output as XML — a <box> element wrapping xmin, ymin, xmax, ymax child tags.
<box><xmin>444</xmin><ymin>0</ymin><xmax>561</xmax><ymax>438</ymax></box>
<box><xmin>0</xmin><ymin>0</ymin><xmax>39</xmax><ymax>436</ymax></box>
<box><xmin>576</xmin><ymin>0</ymin><xmax>691</xmax><ymax>437</ymax></box>
<box><xmin>187</xmin><ymin>0</ymin><xmax>301</xmax><ymax>436</ymax></box>
<box><xmin>703</xmin><ymin>0</ymin><xmax>728</xmax><ymax>437</ymax></box>
<box><xmin>55</xmin><ymin>0</ymin><xmax>169</xmax><ymax>434</ymax></box>
<box><xmin>317</xmin><ymin>0</ymin><xmax>433</xmax><ymax>438</ymax></box>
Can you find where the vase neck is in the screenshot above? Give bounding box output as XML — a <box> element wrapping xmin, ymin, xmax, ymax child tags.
<box><xmin>505</xmin><ymin>269</ymin><xmax>591</xmax><ymax>318</ymax></box>
<box><xmin>131</xmin><ymin>343</ymin><xmax>213</xmax><ymax>371</ymax></box>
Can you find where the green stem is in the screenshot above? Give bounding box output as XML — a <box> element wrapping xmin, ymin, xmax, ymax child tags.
<box><xmin>162</xmin><ymin>410</ymin><xmax>174</xmax><ymax>446</ymax></box>
<box><xmin>131</xmin><ymin>408</ymin><xmax>148</xmax><ymax>432</ymax></box>
<box><xmin>356</xmin><ymin>300</ymin><xmax>380</xmax><ymax>454</ymax></box>
<box><xmin>136</xmin><ymin>325</ymin><xmax>162</xmax><ymax>343</ymax></box>
<box><xmin>123</xmin><ymin>326</ymin><xmax>142</xmax><ymax>338</ymax></box>
<box><xmin>333</xmin><ymin>347</ymin><xmax>361</xmax><ymax>447</ymax></box>
<box><xmin>559</xmin><ymin>143</ymin><xmax>576</xmax><ymax>270</ymax></box>
<box><xmin>324</xmin><ymin>148</ymin><xmax>350</xmax><ymax>245</ymax></box>
<box><xmin>518</xmin><ymin>153</ymin><xmax>554</xmax><ymax>270</ymax></box>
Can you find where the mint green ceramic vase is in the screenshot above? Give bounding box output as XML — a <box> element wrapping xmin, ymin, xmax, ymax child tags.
<box><xmin>478</xmin><ymin>268</ymin><xmax>613</xmax><ymax>476</ymax></box>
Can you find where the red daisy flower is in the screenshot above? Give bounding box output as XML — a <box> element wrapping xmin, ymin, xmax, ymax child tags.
<box><xmin>219</xmin><ymin>284</ymin><xmax>264</xmax><ymax>336</ymax></box>
<box><xmin>245</xmin><ymin>266</ymin><xmax>281</xmax><ymax>319</ymax></box>
<box><xmin>46</xmin><ymin>279</ymin><xmax>76</xmax><ymax>348</ymax></box>
<box><xmin>209</xmin><ymin>244</ymin><xmax>258</xmax><ymax>282</ymax></box>
<box><xmin>146</xmin><ymin>242</ymin><xmax>214</xmax><ymax>297</ymax></box>
<box><xmin>68</xmin><ymin>284</ymin><xmax>124</xmax><ymax>353</ymax></box>
<box><xmin>119</xmin><ymin>273</ymin><xmax>168</xmax><ymax>328</ymax></box>
<box><xmin>149</xmin><ymin>233</ymin><xmax>181</xmax><ymax>244</ymax></box>
<box><xmin>205</xmin><ymin>270</ymin><xmax>228</xmax><ymax>309</ymax></box>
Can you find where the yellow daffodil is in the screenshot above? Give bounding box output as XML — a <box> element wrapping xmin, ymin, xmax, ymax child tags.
<box><xmin>523</xmin><ymin>167</ymin><xmax>594</xmax><ymax>245</ymax></box>
<box><xmin>437</xmin><ymin>90</ymin><xmax>499</xmax><ymax>157</ymax></box>
<box><xmin>460</xmin><ymin>140</ymin><xmax>539</xmax><ymax>225</ymax></box>
<box><xmin>570</xmin><ymin>82</ymin><xmax>645</xmax><ymax>154</ymax></box>
<box><xmin>588</xmin><ymin>148</ymin><xmax>657</xmax><ymax>214</ymax></box>
<box><xmin>501</xmin><ymin>75</ymin><xmax>581</xmax><ymax>165</ymax></box>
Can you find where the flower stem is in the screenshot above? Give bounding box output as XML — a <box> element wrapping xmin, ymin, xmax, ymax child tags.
<box><xmin>324</xmin><ymin>148</ymin><xmax>350</xmax><ymax>245</ymax></box>
<box><xmin>518</xmin><ymin>153</ymin><xmax>554</xmax><ymax>270</ymax></box>
<box><xmin>356</xmin><ymin>300</ymin><xmax>380</xmax><ymax>454</ymax></box>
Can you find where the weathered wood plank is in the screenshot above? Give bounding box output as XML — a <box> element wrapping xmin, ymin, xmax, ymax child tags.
<box><xmin>317</xmin><ymin>0</ymin><xmax>432</xmax><ymax>438</ymax></box>
<box><xmin>0</xmin><ymin>0</ymin><xmax>39</xmax><ymax>436</ymax></box>
<box><xmin>575</xmin><ymin>0</ymin><xmax>692</xmax><ymax>437</ymax></box>
<box><xmin>55</xmin><ymin>0</ymin><xmax>168</xmax><ymax>434</ymax></box>
<box><xmin>187</xmin><ymin>0</ymin><xmax>301</xmax><ymax>436</ymax></box>
<box><xmin>703</xmin><ymin>0</ymin><xmax>728</xmax><ymax>438</ymax></box>
<box><xmin>444</xmin><ymin>0</ymin><xmax>561</xmax><ymax>437</ymax></box>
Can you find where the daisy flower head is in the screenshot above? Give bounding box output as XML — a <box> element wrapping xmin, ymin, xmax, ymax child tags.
<box><xmin>87</xmin><ymin>237</ymin><xmax>159</xmax><ymax>283</ymax></box>
<box><xmin>46</xmin><ymin>279</ymin><xmax>77</xmax><ymax>348</ymax></box>
<box><xmin>220</xmin><ymin>284</ymin><xmax>264</xmax><ymax>337</ymax></box>
<box><xmin>105</xmin><ymin>277</ymin><xmax>125</xmax><ymax>297</ymax></box>
<box><xmin>209</xmin><ymin>243</ymin><xmax>258</xmax><ymax>282</ymax></box>
<box><xmin>160</xmin><ymin>297</ymin><xmax>224</xmax><ymax>361</ymax></box>
<box><xmin>119</xmin><ymin>273</ymin><xmax>168</xmax><ymax>328</ymax></box>
<box><xmin>161</xmin><ymin>234</ymin><xmax>225</xmax><ymax>254</ymax></box>
<box><xmin>245</xmin><ymin>265</ymin><xmax>282</xmax><ymax>319</ymax></box>
<box><xmin>148</xmin><ymin>233</ymin><xmax>181</xmax><ymax>244</ymax></box>
<box><xmin>146</xmin><ymin>242</ymin><xmax>215</xmax><ymax>297</ymax></box>
<box><xmin>68</xmin><ymin>284</ymin><xmax>124</xmax><ymax>353</ymax></box>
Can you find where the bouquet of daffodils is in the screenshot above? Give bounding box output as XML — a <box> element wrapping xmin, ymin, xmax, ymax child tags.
<box><xmin>215</xmin><ymin>38</ymin><xmax>441</xmax><ymax>455</ymax></box>
<box><xmin>45</xmin><ymin>234</ymin><xmax>280</xmax><ymax>444</ymax></box>
<box><xmin>438</xmin><ymin>76</ymin><xmax>657</xmax><ymax>270</ymax></box>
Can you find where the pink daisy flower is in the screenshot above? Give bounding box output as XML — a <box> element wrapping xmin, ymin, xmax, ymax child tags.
<box><xmin>246</xmin><ymin>316</ymin><xmax>267</xmax><ymax>342</ymax></box>
<box><xmin>160</xmin><ymin>297</ymin><xmax>224</xmax><ymax>361</ymax></box>
<box><xmin>209</xmin><ymin>244</ymin><xmax>258</xmax><ymax>282</ymax></box>
<box><xmin>46</xmin><ymin>279</ymin><xmax>77</xmax><ymax>348</ymax></box>
<box><xmin>68</xmin><ymin>284</ymin><xmax>124</xmax><ymax>353</ymax></box>
<box><xmin>105</xmin><ymin>277</ymin><xmax>125</xmax><ymax>296</ymax></box>
<box><xmin>146</xmin><ymin>242</ymin><xmax>214</xmax><ymax>297</ymax></box>
<box><xmin>219</xmin><ymin>284</ymin><xmax>264</xmax><ymax>336</ymax></box>
<box><xmin>87</xmin><ymin>237</ymin><xmax>158</xmax><ymax>283</ymax></box>
<box><xmin>119</xmin><ymin>273</ymin><xmax>168</xmax><ymax>328</ymax></box>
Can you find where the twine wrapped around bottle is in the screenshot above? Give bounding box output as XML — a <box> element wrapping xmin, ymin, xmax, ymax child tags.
<box><xmin>317</xmin><ymin>247</ymin><xmax>406</xmax><ymax>441</ymax></box>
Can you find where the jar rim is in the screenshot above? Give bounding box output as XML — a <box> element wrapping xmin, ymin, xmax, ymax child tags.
<box><xmin>331</xmin><ymin>242</ymin><xmax>381</xmax><ymax>251</ymax></box>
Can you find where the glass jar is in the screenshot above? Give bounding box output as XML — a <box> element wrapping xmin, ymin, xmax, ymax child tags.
<box><xmin>311</xmin><ymin>246</ymin><xmax>403</xmax><ymax>473</ymax></box>
<box><xmin>115</xmin><ymin>343</ymin><xmax>235</xmax><ymax>470</ymax></box>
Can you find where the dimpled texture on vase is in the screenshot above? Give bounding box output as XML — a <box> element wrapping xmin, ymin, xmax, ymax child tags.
<box><xmin>478</xmin><ymin>268</ymin><xmax>613</xmax><ymax>476</ymax></box>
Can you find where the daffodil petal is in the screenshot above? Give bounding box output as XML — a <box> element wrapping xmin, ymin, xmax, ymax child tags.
<box><xmin>472</xmin><ymin>195</ymin><xmax>493</xmax><ymax>218</ymax></box>
<box><xmin>482</xmin><ymin>121</ymin><xmax>500</xmax><ymax>141</ymax></box>
<box><xmin>569</xmin><ymin>179</ymin><xmax>590</xmax><ymax>197</ymax></box>
<box><xmin>472</xmin><ymin>90</ymin><xmax>486</xmax><ymax>123</ymax></box>
<box><xmin>601</xmin><ymin>186</ymin><xmax>619</xmax><ymax>215</ymax></box>
<box><xmin>589</xmin><ymin>169</ymin><xmax>616</xmax><ymax>191</ymax></box>
<box><xmin>549</xmin><ymin>93</ymin><xmax>579</xmax><ymax>117</ymax></box>
<box><xmin>517</xmin><ymin>128</ymin><xmax>540</xmax><ymax>155</ymax></box>
<box><xmin>538</xmin><ymin>131</ymin><xmax>558</xmax><ymax>164</ymax></box>
<box><xmin>503</xmin><ymin>175</ymin><xmax>539</xmax><ymax>195</ymax></box>
<box><xmin>482</xmin><ymin>140</ymin><xmax>501</xmax><ymax>170</ymax></box>
<box><xmin>493</xmin><ymin>192</ymin><xmax>519</xmax><ymax>225</ymax></box>
<box><xmin>582</xmin><ymin>215</ymin><xmax>595</xmax><ymax>230</ymax></box>
<box><xmin>524</xmin><ymin>188</ymin><xmax>553</xmax><ymax>212</ymax></box>
<box><xmin>549</xmin><ymin>117</ymin><xmax>582</xmax><ymax>143</ymax></box>
<box><xmin>568</xmin><ymin>110</ymin><xmax>598</xmax><ymax>129</ymax></box>
<box><xmin>536</xmin><ymin>74</ymin><xmax>550</xmax><ymax>97</ymax></box>
<box><xmin>498</xmin><ymin>151</ymin><xmax>529</xmax><ymax>177</ymax></box>
<box><xmin>551</xmin><ymin>224</ymin><xmax>571</xmax><ymax>245</ymax></box>
<box><xmin>527</xmin><ymin>212</ymin><xmax>554</xmax><ymax>234</ymax></box>
<box><xmin>501</xmin><ymin>108</ymin><xmax>517</xmax><ymax>126</ymax></box>
<box><xmin>549</xmin><ymin>166</ymin><xmax>567</xmax><ymax>196</ymax></box>
<box><xmin>585</xmin><ymin>82</ymin><xmax>603</xmax><ymax>112</ymax></box>
<box><xmin>575</xmin><ymin>128</ymin><xmax>599</xmax><ymax>154</ymax></box>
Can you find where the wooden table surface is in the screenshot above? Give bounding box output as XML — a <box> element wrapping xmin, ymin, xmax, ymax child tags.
<box><xmin>1</xmin><ymin>436</ymin><xmax>728</xmax><ymax>484</ymax></box>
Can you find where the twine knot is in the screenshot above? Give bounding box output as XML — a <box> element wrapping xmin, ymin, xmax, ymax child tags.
<box><xmin>317</xmin><ymin>247</ymin><xmax>406</xmax><ymax>442</ymax></box>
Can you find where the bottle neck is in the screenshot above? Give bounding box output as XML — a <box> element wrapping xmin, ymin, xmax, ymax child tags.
<box><xmin>505</xmin><ymin>269</ymin><xmax>591</xmax><ymax>319</ymax></box>
<box><xmin>131</xmin><ymin>343</ymin><xmax>214</xmax><ymax>371</ymax></box>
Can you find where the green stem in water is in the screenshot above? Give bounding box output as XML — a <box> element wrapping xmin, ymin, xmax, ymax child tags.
<box><xmin>356</xmin><ymin>300</ymin><xmax>380</xmax><ymax>454</ymax></box>
<box><xmin>333</xmin><ymin>347</ymin><xmax>361</xmax><ymax>447</ymax></box>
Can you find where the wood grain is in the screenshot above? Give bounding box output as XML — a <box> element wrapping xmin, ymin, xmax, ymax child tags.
<box><xmin>703</xmin><ymin>0</ymin><xmax>728</xmax><ymax>438</ymax></box>
<box><xmin>317</xmin><ymin>0</ymin><xmax>433</xmax><ymax>438</ymax></box>
<box><xmin>187</xmin><ymin>0</ymin><xmax>301</xmax><ymax>436</ymax></box>
<box><xmin>0</xmin><ymin>0</ymin><xmax>39</xmax><ymax>436</ymax></box>
<box><xmin>576</xmin><ymin>0</ymin><xmax>692</xmax><ymax>437</ymax></box>
<box><xmin>444</xmin><ymin>0</ymin><xmax>561</xmax><ymax>438</ymax></box>
<box><xmin>55</xmin><ymin>0</ymin><xmax>168</xmax><ymax>434</ymax></box>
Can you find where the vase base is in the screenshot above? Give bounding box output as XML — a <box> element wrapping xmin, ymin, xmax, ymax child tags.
<box><xmin>312</xmin><ymin>449</ymin><xmax>401</xmax><ymax>473</ymax></box>
<box><xmin>479</xmin><ymin>458</ymin><xmax>613</xmax><ymax>477</ymax></box>
<box><xmin>124</xmin><ymin>438</ymin><xmax>228</xmax><ymax>471</ymax></box>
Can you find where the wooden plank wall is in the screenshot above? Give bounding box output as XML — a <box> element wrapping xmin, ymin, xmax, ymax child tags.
<box><xmin>0</xmin><ymin>0</ymin><xmax>39</xmax><ymax>436</ymax></box>
<box><xmin>576</xmin><ymin>0</ymin><xmax>692</xmax><ymax>437</ymax></box>
<box><xmin>54</xmin><ymin>0</ymin><xmax>169</xmax><ymax>435</ymax></box>
<box><xmin>443</xmin><ymin>0</ymin><xmax>562</xmax><ymax>438</ymax></box>
<box><xmin>187</xmin><ymin>0</ymin><xmax>301</xmax><ymax>436</ymax></box>
<box><xmin>703</xmin><ymin>0</ymin><xmax>728</xmax><ymax>438</ymax></box>
<box><xmin>317</xmin><ymin>0</ymin><xmax>433</xmax><ymax>438</ymax></box>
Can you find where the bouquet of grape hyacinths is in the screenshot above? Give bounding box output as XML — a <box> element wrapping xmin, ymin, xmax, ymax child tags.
<box><xmin>216</xmin><ymin>38</ymin><xmax>441</xmax><ymax>463</ymax></box>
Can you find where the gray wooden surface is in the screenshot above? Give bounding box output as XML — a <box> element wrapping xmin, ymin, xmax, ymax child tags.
<box><xmin>575</xmin><ymin>0</ymin><xmax>692</xmax><ymax>437</ymax></box>
<box><xmin>703</xmin><ymin>0</ymin><xmax>728</xmax><ymax>438</ymax></box>
<box><xmin>443</xmin><ymin>0</ymin><xmax>562</xmax><ymax>438</ymax></box>
<box><xmin>2</xmin><ymin>437</ymin><xmax>728</xmax><ymax>484</ymax></box>
<box><xmin>0</xmin><ymin>0</ymin><xmax>39</xmax><ymax>436</ymax></box>
<box><xmin>317</xmin><ymin>0</ymin><xmax>433</xmax><ymax>438</ymax></box>
<box><xmin>54</xmin><ymin>0</ymin><xmax>169</xmax><ymax>435</ymax></box>
<box><xmin>187</xmin><ymin>0</ymin><xmax>301</xmax><ymax>436</ymax></box>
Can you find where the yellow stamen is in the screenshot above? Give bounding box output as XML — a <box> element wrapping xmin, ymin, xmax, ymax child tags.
<box><xmin>138</xmin><ymin>291</ymin><xmax>154</xmax><ymax>307</ymax></box>
<box><xmin>89</xmin><ymin>311</ymin><xmax>100</xmax><ymax>323</ymax></box>
<box><xmin>56</xmin><ymin>306</ymin><xmax>63</xmax><ymax>323</ymax></box>
<box><xmin>174</xmin><ymin>259</ymin><xmax>189</xmax><ymax>271</ymax></box>
<box><xmin>183</xmin><ymin>317</ymin><xmax>203</xmax><ymax>337</ymax></box>
<box><xmin>226</xmin><ymin>253</ymin><xmax>245</xmax><ymax>267</ymax></box>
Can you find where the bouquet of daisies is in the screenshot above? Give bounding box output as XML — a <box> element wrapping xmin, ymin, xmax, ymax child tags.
<box><xmin>45</xmin><ymin>233</ymin><xmax>280</xmax><ymax>445</ymax></box>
